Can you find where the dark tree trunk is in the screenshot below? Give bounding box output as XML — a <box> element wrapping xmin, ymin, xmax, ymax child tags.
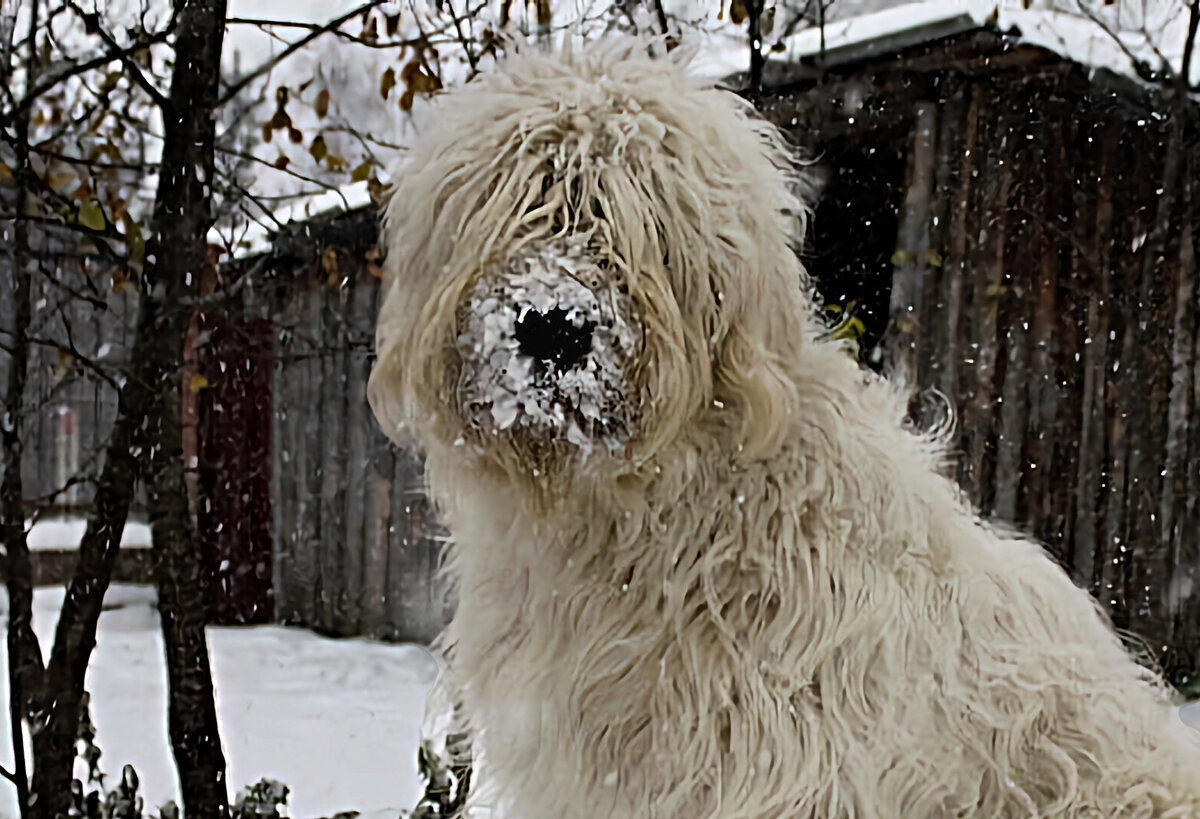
<box><xmin>2</xmin><ymin>6</ymin><xmax>44</xmax><ymax>816</ymax></box>
<box><xmin>2</xmin><ymin>80</ymin><xmax>41</xmax><ymax>819</ymax></box>
<box><xmin>143</xmin><ymin>0</ymin><xmax>230</xmax><ymax>817</ymax></box>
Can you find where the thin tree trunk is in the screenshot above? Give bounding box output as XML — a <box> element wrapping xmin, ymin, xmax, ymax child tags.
<box><xmin>2</xmin><ymin>90</ymin><xmax>40</xmax><ymax>819</ymax></box>
<box><xmin>2</xmin><ymin>4</ymin><xmax>45</xmax><ymax>815</ymax></box>
<box><xmin>143</xmin><ymin>0</ymin><xmax>230</xmax><ymax>816</ymax></box>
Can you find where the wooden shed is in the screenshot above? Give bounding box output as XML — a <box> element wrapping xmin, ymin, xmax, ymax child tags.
<box><xmin>749</xmin><ymin>11</ymin><xmax>1200</xmax><ymax>684</ymax></box>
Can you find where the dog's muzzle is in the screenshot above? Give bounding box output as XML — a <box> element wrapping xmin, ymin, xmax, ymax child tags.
<box><xmin>455</xmin><ymin>245</ymin><xmax>641</xmax><ymax>453</ymax></box>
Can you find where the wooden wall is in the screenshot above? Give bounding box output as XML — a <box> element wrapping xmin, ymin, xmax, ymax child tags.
<box><xmin>760</xmin><ymin>34</ymin><xmax>1200</xmax><ymax>685</ymax></box>
<box><xmin>260</xmin><ymin>211</ymin><xmax>452</xmax><ymax>645</ymax></box>
<box><xmin>0</xmin><ymin>233</ymin><xmax>140</xmax><ymax>520</ymax></box>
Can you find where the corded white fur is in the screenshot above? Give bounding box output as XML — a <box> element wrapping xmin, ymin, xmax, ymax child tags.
<box><xmin>368</xmin><ymin>38</ymin><xmax>1200</xmax><ymax>819</ymax></box>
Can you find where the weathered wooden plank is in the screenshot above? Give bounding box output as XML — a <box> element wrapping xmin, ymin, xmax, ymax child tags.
<box><xmin>360</xmin><ymin>276</ymin><xmax>393</xmax><ymax>637</ymax></box>
<box><xmin>271</xmin><ymin>274</ymin><xmax>304</xmax><ymax>622</ymax></box>
<box><xmin>886</xmin><ymin>101</ymin><xmax>938</xmax><ymax>388</ymax></box>
<box><xmin>318</xmin><ymin>269</ymin><xmax>349</xmax><ymax>633</ymax></box>
<box><xmin>341</xmin><ymin>268</ymin><xmax>373</xmax><ymax>631</ymax></box>
<box><xmin>296</xmin><ymin>267</ymin><xmax>326</xmax><ymax>628</ymax></box>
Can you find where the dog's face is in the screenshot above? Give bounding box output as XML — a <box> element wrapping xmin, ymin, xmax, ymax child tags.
<box><xmin>369</xmin><ymin>40</ymin><xmax>813</xmax><ymax>480</ymax></box>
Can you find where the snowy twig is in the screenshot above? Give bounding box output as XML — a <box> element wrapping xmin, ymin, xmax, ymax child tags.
<box><xmin>226</xmin><ymin>16</ymin><xmax>450</xmax><ymax>50</ymax></box>
<box><xmin>26</xmin><ymin>336</ymin><xmax>124</xmax><ymax>392</ymax></box>
<box><xmin>1072</xmin><ymin>0</ymin><xmax>1163</xmax><ymax>83</ymax></box>
<box><xmin>62</xmin><ymin>0</ymin><xmax>170</xmax><ymax>110</ymax></box>
<box><xmin>216</xmin><ymin>145</ymin><xmax>352</xmax><ymax>201</ymax></box>
<box><xmin>446</xmin><ymin>0</ymin><xmax>479</xmax><ymax>78</ymax></box>
<box><xmin>218</xmin><ymin>0</ymin><xmax>391</xmax><ymax>107</ymax></box>
<box><xmin>1182</xmin><ymin>0</ymin><xmax>1199</xmax><ymax>90</ymax></box>
<box><xmin>0</xmin><ymin>763</ymin><xmax>17</xmax><ymax>785</ymax></box>
<box><xmin>11</xmin><ymin>15</ymin><xmax>173</xmax><ymax>115</ymax></box>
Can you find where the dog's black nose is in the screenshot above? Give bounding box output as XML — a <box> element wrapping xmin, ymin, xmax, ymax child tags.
<box><xmin>515</xmin><ymin>308</ymin><xmax>595</xmax><ymax>372</ymax></box>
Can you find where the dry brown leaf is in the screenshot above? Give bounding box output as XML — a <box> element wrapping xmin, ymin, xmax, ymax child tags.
<box><xmin>321</xmin><ymin>247</ymin><xmax>340</xmax><ymax>283</ymax></box>
<box><xmin>380</xmin><ymin>67</ymin><xmax>397</xmax><ymax>100</ymax></box>
<box><xmin>315</xmin><ymin>88</ymin><xmax>330</xmax><ymax>118</ymax></box>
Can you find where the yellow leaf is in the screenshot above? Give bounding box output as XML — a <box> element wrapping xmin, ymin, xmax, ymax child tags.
<box><xmin>321</xmin><ymin>247</ymin><xmax>340</xmax><ymax>283</ymax></box>
<box><xmin>111</xmin><ymin>269</ymin><xmax>134</xmax><ymax>293</ymax></box>
<box><xmin>99</xmin><ymin>70</ymin><xmax>122</xmax><ymax>93</ymax></box>
<box><xmin>121</xmin><ymin>214</ymin><xmax>145</xmax><ymax>264</ymax></box>
<box><xmin>189</xmin><ymin>374</ymin><xmax>210</xmax><ymax>391</ymax></box>
<box><xmin>309</xmin><ymin>134</ymin><xmax>328</xmax><ymax>162</ymax></box>
<box><xmin>47</xmin><ymin>170</ymin><xmax>78</xmax><ymax>190</ymax></box>
<box><xmin>0</xmin><ymin>162</ymin><xmax>14</xmax><ymax>186</ymax></box>
<box><xmin>380</xmin><ymin>67</ymin><xmax>396</xmax><ymax>100</ymax></box>
<box><xmin>830</xmin><ymin>316</ymin><xmax>867</xmax><ymax>342</ymax></box>
<box><xmin>54</xmin><ymin>348</ymin><xmax>75</xmax><ymax>380</ymax></box>
<box><xmin>890</xmin><ymin>248</ymin><xmax>916</xmax><ymax>266</ymax></box>
<box><xmin>350</xmin><ymin>161</ymin><xmax>373</xmax><ymax>183</ymax></box>
<box><xmin>925</xmin><ymin>249</ymin><xmax>944</xmax><ymax>267</ymax></box>
<box><xmin>78</xmin><ymin>199</ymin><xmax>106</xmax><ymax>231</ymax></box>
<box><xmin>315</xmin><ymin>88</ymin><xmax>330</xmax><ymax>118</ymax></box>
<box><xmin>324</xmin><ymin>154</ymin><xmax>346</xmax><ymax>171</ymax></box>
<box><xmin>310</xmin><ymin>135</ymin><xmax>328</xmax><ymax>162</ymax></box>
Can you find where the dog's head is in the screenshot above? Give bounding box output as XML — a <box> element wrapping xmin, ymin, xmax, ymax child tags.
<box><xmin>369</xmin><ymin>39</ymin><xmax>815</xmax><ymax>482</ymax></box>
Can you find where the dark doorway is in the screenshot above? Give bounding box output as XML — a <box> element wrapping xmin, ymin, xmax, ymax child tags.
<box><xmin>806</xmin><ymin>144</ymin><xmax>907</xmax><ymax>367</ymax></box>
<box><xmin>196</xmin><ymin>317</ymin><xmax>275</xmax><ymax>625</ymax></box>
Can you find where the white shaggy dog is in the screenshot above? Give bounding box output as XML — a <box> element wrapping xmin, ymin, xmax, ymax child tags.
<box><xmin>368</xmin><ymin>39</ymin><xmax>1200</xmax><ymax>818</ymax></box>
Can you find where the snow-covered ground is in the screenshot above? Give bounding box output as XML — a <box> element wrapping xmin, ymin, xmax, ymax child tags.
<box><xmin>1</xmin><ymin>585</ymin><xmax>1197</xmax><ymax>819</ymax></box>
<box><xmin>0</xmin><ymin>586</ymin><xmax>438</xmax><ymax>819</ymax></box>
<box><xmin>23</xmin><ymin>518</ymin><xmax>151</xmax><ymax>551</ymax></box>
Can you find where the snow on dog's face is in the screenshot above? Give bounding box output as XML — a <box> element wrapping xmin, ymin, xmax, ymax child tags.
<box><xmin>369</xmin><ymin>38</ymin><xmax>814</xmax><ymax>481</ymax></box>
<box><xmin>456</xmin><ymin>242</ymin><xmax>641</xmax><ymax>453</ymax></box>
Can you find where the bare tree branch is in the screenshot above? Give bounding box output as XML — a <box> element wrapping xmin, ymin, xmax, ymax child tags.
<box><xmin>63</xmin><ymin>0</ymin><xmax>171</xmax><ymax>110</ymax></box>
<box><xmin>446</xmin><ymin>0</ymin><xmax>479</xmax><ymax>78</ymax></box>
<box><xmin>218</xmin><ymin>0</ymin><xmax>389</xmax><ymax>106</ymax></box>
<box><xmin>12</xmin><ymin>26</ymin><xmax>173</xmax><ymax>115</ymax></box>
<box><xmin>1182</xmin><ymin>0</ymin><xmax>1199</xmax><ymax>89</ymax></box>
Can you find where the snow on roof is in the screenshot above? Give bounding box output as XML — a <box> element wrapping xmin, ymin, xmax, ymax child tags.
<box><xmin>769</xmin><ymin>0</ymin><xmax>1196</xmax><ymax>89</ymax></box>
<box><xmin>211</xmin><ymin>179</ymin><xmax>375</xmax><ymax>258</ymax></box>
<box><xmin>210</xmin><ymin>0</ymin><xmax>1195</xmax><ymax>262</ymax></box>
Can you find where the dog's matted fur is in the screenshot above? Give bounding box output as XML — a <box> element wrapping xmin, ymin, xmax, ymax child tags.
<box><xmin>368</xmin><ymin>38</ymin><xmax>1200</xmax><ymax>819</ymax></box>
